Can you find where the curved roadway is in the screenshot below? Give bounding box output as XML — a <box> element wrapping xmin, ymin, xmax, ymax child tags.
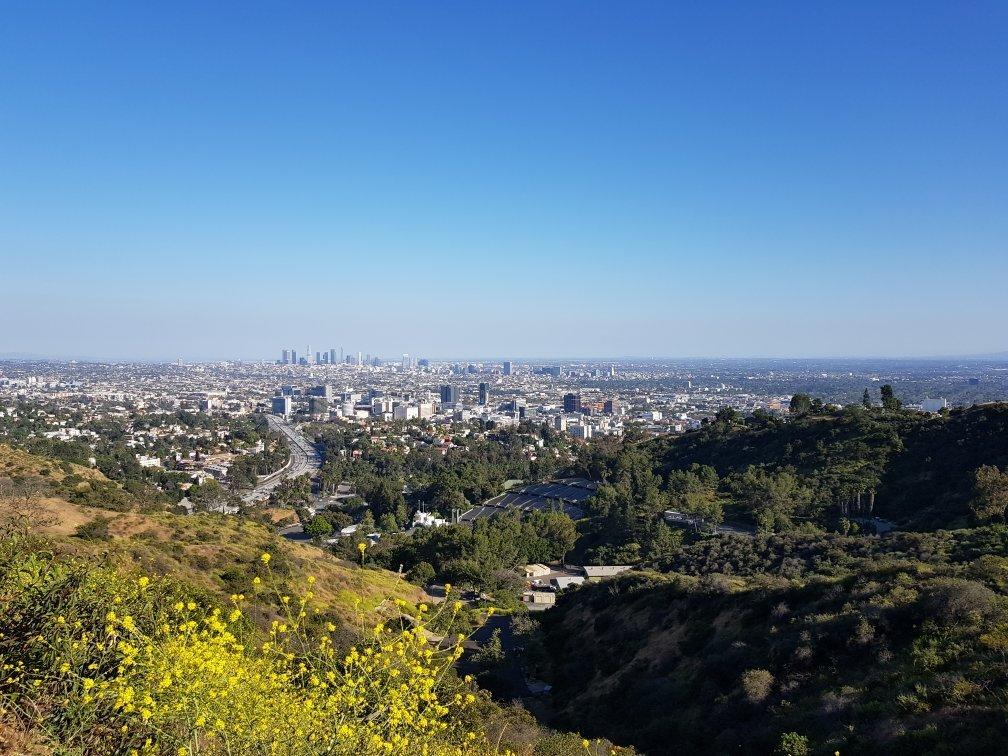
<box><xmin>241</xmin><ymin>413</ymin><xmax>323</xmax><ymax>503</ymax></box>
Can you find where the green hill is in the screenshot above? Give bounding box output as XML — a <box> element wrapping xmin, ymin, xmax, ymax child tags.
<box><xmin>644</xmin><ymin>402</ymin><xmax>1008</xmax><ymax>530</ymax></box>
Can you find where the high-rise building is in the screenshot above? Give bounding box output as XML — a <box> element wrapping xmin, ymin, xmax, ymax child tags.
<box><xmin>402</xmin><ymin>354</ymin><xmax>410</xmax><ymax>369</ymax></box>
<box><xmin>418</xmin><ymin>358</ymin><xmax>430</xmax><ymax>368</ymax></box>
<box><xmin>357</xmin><ymin>351</ymin><xmax>363</xmax><ymax>367</ymax></box>
<box><xmin>563</xmin><ymin>393</ymin><xmax>582</xmax><ymax>414</ymax></box>
<box><xmin>330</xmin><ymin>348</ymin><xmax>336</xmax><ymax>365</ymax></box>
<box><xmin>315</xmin><ymin>351</ymin><xmax>321</xmax><ymax>364</ymax></box>
<box><xmin>440</xmin><ymin>385</ymin><xmax>458</xmax><ymax>405</ymax></box>
<box><xmin>604</xmin><ymin>398</ymin><xmax>622</xmax><ymax>415</ymax></box>
<box><xmin>308</xmin><ymin>385</ymin><xmax>333</xmax><ymax>399</ymax></box>
<box><xmin>281</xmin><ymin>349</ymin><xmax>290</xmax><ymax>364</ymax></box>
<box><xmin>271</xmin><ymin>396</ymin><xmax>292</xmax><ymax>417</ymax></box>
<box><xmin>478</xmin><ymin>382</ymin><xmax>488</xmax><ymax>406</ymax></box>
<box><xmin>502</xmin><ymin>361</ymin><xmax>512</xmax><ymax>376</ymax></box>
<box><xmin>291</xmin><ymin>350</ymin><xmax>298</xmax><ymax>365</ymax></box>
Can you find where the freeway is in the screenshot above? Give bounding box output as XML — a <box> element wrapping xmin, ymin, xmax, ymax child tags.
<box><xmin>241</xmin><ymin>413</ymin><xmax>323</xmax><ymax>504</ymax></box>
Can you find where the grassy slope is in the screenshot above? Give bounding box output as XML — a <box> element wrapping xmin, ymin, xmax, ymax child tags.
<box><xmin>0</xmin><ymin>442</ymin><xmax>107</xmax><ymax>483</ymax></box>
<box><xmin>0</xmin><ymin>439</ymin><xmax>421</xmax><ymax>626</ymax></box>
<box><xmin>41</xmin><ymin>502</ymin><xmax>423</xmax><ymax>627</ymax></box>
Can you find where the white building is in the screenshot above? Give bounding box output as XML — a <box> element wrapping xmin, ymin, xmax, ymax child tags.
<box><xmin>413</xmin><ymin>510</ymin><xmax>447</xmax><ymax>529</ymax></box>
<box><xmin>393</xmin><ymin>403</ymin><xmax>419</xmax><ymax>421</ymax></box>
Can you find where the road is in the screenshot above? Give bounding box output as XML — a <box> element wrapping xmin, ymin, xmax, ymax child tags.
<box><xmin>241</xmin><ymin>413</ymin><xmax>323</xmax><ymax>504</ymax></box>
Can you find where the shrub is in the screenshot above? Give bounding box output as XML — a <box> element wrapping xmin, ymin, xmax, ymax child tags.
<box><xmin>740</xmin><ymin>668</ymin><xmax>774</xmax><ymax>703</ymax></box>
<box><xmin>774</xmin><ymin>732</ymin><xmax>809</xmax><ymax>756</ymax></box>
<box><xmin>74</xmin><ymin>516</ymin><xmax>112</xmax><ymax>541</ymax></box>
<box><xmin>0</xmin><ymin>549</ymin><xmax>490</xmax><ymax>755</ymax></box>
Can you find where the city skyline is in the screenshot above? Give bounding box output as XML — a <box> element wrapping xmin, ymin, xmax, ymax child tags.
<box><xmin>3</xmin><ymin>347</ymin><xmax>1008</xmax><ymax>365</ymax></box>
<box><xmin>2</xmin><ymin>3</ymin><xmax>1007</xmax><ymax>360</ymax></box>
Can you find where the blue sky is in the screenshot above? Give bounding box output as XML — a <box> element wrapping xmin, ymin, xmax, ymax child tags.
<box><xmin>1</xmin><ymin>2</ymin><xmax>1005</xmax><ymax>361</ymax></box>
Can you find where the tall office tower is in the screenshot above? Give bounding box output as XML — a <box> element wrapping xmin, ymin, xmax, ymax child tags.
<box><xmin>402</xmin><ymin>353</ymin><xmax>409</xmax><ymax>369</ymax></box>
<box><xmin>340</xmin><ymin>347</ymin><xmax>344</xmax><ymax>362</ymax></box>
<box><xmin>282</xmin><ymin>349</ymin><xmax>289</xmax><ymax>364</ymax></box>
<box><xmin>440</xmin><ymin>385</ymin><xmax>458</xmax><ymax>405</ymax></box>
<box><xmin>502</xmin><ymin>361</ymin><xmax>512</xmax><ymax>376</ymax></box>
<box><xmin>478</xmin><ymin>382</ymin><xmax>488</xmax><ymax>406</ymax></box>
<box><xmin>563</xmin><ymin>392</ymin><xmax>582</xmax><ymax>413</ymax></box>
<box><xmin>291</xmin><ymin>350</ymin><xmax>298</xmax><ymax>365</ymax></box>
<box><xmin>315</xmin><ymin>351</ymin><xmax>321</xmax><ymax>364</ymax></box>
<box><xmin>357</xmin><ymin>351</ymin><xmax>363</xmax><ymax>366</ymax></box>
<box><xmin>330</xmin><ymin>348</ymin><xmax>336</xmax><ymax>365</ymax></box>
<box><xmin>306</xmin><ymin>345</ymin><xmax>311</xmax><ymax>364</ymax></box>
<box><xmin>271</xmin><ymin>396</ymin><xmax>292</xmax><ymax>417</ymax></box>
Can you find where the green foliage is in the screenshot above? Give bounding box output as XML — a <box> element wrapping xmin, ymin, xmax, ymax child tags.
<box><xmin>74</xmin><ymin>516</ymin><xmax>112</xmax><ymax>541</ymax></box>
<box><xmin>471</xmin><ymin>628</ymin><xmax>505</xmax><ymax>670</ymax></box>
<box><xmin>637</xmin><ymin>402</ymin><xmax>1008</xmax><ymax>531</ymax></box>
<box><xmin>304</xmin><ymin>515</ymin><xmax>333</xmax><ymax>540</ymax></box>
<box><xmin>408</xmin><ymin>561</ymin><xmax>436</xmax><ymax>587</ymax></box>
<box><xmin>731</xmin><ymin>467</ymin><xmax>813</xmax><ymax>532</ymax></box>
<box><xmin>972</xmin><ymin>464</ymin><xmax>1008</xmax><ymax>523</ymax></box>
<box><xmin>880</xmin><ymin>384</ymin><xmax>902</xmax><ymax>412</ymax></box>
<box><xmin>774</xmin><ymin>732</ymin><xmax>809</xmax><ymax>756</ymax></box>
<box><xmin>268</xmin><ymin>474</ymin><xmax>314</xmax><ymax>508</ymax></box>
<box><xmin>788</xmin><ymin>394</ymin><xmax>812</xmax><ymax>415</ymax></box>
<box><xmin>377</xmin><ymin>510</ymin><xmax>577</xmax><ymax>589</ymax></box>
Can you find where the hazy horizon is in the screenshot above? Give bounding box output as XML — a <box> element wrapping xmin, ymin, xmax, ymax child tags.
<box><xmin>2</xmin><ymin>3</ymin><xmax>1006</xmax><ymax>360</ymax></box>
<box><xmin>2</xmin><ymin>349</ymin><xmax>1007</xmax><ymax>365</ymax></box>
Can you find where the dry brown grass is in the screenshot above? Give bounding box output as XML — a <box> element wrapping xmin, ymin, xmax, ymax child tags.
<box><xmin>0</xmin><ymin>715</ymin><xmax>50</xmax><ymax>756</ymax></box>
<box><xmin>0</xmin><ymin>443</ymin><xmax>106</xmax><ymax>483</ymax></box>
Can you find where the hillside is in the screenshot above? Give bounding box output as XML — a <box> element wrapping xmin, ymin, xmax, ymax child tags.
<box><xmin>538</xmin><ymin>532</ymin><xmax>1008</xmax><ymax>754</ymax></box>
<box><xmin>645</xmin><ymin>402</ymin><xmax>1008</xmax><ymax>530</ymax></box>
<box><xmin>0</xmin><ymin>442</ymin><xmax>106</xmax><ymax>483</ymax></box>
<box><xmin>1</xmin><ymin>449</ymin><xmax>623</xmax><ymax>755</ymax></box>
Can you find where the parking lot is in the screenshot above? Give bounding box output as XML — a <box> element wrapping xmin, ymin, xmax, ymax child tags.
<box><xmin>459</xmin><ymin>479</ymin><xmax>593</xmax><ymax>522</ymax></box>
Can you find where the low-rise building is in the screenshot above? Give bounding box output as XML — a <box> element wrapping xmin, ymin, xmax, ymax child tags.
<box><xmin>581</xmin><ymin>565</ymin><xmax>633</xmax><ymax>581</ymax></box>
<box><xmin>523</xmin><ymin>564</ymin><xmax>551</xmax><ymax>579</ymax></box>
<box><xmin>522</xmin><ymin>590</ymin><xmax>556</xmax><ymax>609</ymax></box>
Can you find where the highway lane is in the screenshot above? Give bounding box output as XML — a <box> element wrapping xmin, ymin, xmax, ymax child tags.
<box><xmin>241</xmin><ymin>413</ymin><xmax>323</xmax><ymax>504</ymax></box>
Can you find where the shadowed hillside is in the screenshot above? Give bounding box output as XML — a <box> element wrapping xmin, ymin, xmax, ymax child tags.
<box><xmin>539</xmin><ymin>543</ymin><xmax>1008</xmax><ymax>754</ymax></box>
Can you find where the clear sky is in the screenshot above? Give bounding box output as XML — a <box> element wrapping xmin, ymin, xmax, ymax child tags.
<box><xmin>1</xmin><ymin>2</ymin><xmax>1006</xmax><ymax>361</ymax></box>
